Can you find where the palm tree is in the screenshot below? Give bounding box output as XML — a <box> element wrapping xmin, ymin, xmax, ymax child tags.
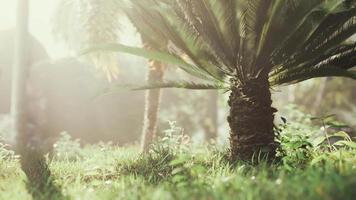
<box><xmin>93</xmin><ymin>0</ymin><xmax>356</xmax><ymax>161</ymax></box>
<box><xmin>140</xmin><ymin>56</ymin><xmax>166</xmax><ymax>153</ymax></box>
<box><xmin>123</xmin><ymin>5</ymin><xmax>169</xmax><ymax>152</ymax></box>
<box><xmin>54</xmin><ymin>0</ymin><xmax>168</xmax><ymax>152</ymax></box>
<box><xmin>53</xmin><ymin>0</ymin><xmax>121</xmax><ymax>81</ymax></box>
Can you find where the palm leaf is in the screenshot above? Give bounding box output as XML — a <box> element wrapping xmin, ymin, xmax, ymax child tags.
<box><xmin>271</xmin><ymin>66</ymin><xmax>356</xmax><ymax>85</ymax></box>
<box><xmin>82</xmin><ymin>43</ymin><xmax>220</xmax><ymax>81</ymax></box>
<box><xmin>97</xmin><ymin>81</ymin><xmax>226</xmax><ymax>97</ymax></box>
<box><xmin>131</xmin><ymin>80</ymin><xmax>226</xmax><ymax>90</ymax></box>
<box><xmin>111</xmin><ymin>0</ymin><xmax>356</xmax><ymax>88</ymax></box>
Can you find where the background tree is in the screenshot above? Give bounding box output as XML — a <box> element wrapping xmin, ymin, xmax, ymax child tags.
<box><xmin>54</xmin><ymin>0</ymin><xmax>169</xmax><ymax>153</ymax></box>
<box><xmin>124</xmin><ymin>8</ymin><xmax>168</xmax><ymax>153</ymax></box>
<box><xmin>204</xmin><ymin>90</ymin><xmax>219</xmax><ymax>140</ymax></box>
<box><xmin>94</xmin><ymin>0</ymin><xmax>356</xmax><ymax>161</ymax></box>
<box><xmin>53</xmin><ymin>0</ymin><xmax>121</xmax><ymax>80</ymax></box>
<box><xmin>12</xmin><ymin>0</ymin><xmax>30</xmax><ymax>158</ymax></box>
<box><xmin>11</xmin><ymin>0</ymin><xmax>63</xmax><ymax>198</ymax></box>
<box><xmin>115</xmin><ymin>0</ymin><xmax>222</xmax><ymax>147</ymax></box>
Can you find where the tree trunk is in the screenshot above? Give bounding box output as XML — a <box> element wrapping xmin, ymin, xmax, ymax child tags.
<box><xmin>11</xmin><ymin>1</ymin><xmax>63</xmax><ymax>199</ymax></box>
<box><xmin>204</xmin><ymin>90</ymin><xmax>218</xmax><ymax>140</ymax></box>
<box><xmin>312</xmin><ymin>77</ymin><xmax>328</xmax><ymax>114</ymax></box>
<box><xmin>141</xmin><ymin>46</ymin><xmax>165</xmax><ymax>153</ymax></box>
<box><xmin>12</xmin><ymin>0</ymin><xmax>30</xmax><ymax>155</ymax></box>
<box><xmin>227</xmin><ymin>76</ymin><xmax>277</xmax><ymax>161</ymax></box>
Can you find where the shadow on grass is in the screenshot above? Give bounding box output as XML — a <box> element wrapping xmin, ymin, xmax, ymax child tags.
<box><xmin>20</xmin><ymin>149</ymin><xmax>68</xmax><ymax>200</ymax></box>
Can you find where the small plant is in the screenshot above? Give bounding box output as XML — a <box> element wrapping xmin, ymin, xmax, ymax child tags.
<box><xmin>153</xmin><ymin>121</ymin><xmax>190</xmax><ymax>155</ymax></box>
<box><xmin>53</xmin><ymin>132</ymin><xmax>83</xmax><ymax>162</ymax></box>
<box><xmin>276</xmin><ymin>132</ymin><xmax>313</xmax><ymax>170</ymax></box>
<box><xmin>0</xmin><ymin>141</ymin><xmax>17</xmax><ymax>162</ymax></box>
<box><xmin>276</xmin><ymin>109</ymin><xmax>356</xmax><ymax>171</ymax></box>
<box><xmin>275</xmin><ymin>108</ymin><xmax>317</xmax><ymax>170</ymax></box>
<box><xmin>116</xmin><ymin>145</ymin><xmax>175</xmax><ymax>183</ymax></box>
<box><xmin>310</xmin><ymin>130</ymin><xmax>356</xmax><ymax>169</ymax></box>
<box><xmin>117</xmin><ymin>122</ymin><xmax>198</xmax><ymax>184</ymax></box>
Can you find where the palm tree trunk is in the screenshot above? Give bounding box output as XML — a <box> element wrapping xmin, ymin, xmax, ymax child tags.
<box><xmin>228</xmin><ymin>76</ymin><xmax>277</xmax><ymax>161</ymax></box>
<box><xmin>141</xmin><ymin>44</ymin><xmax>165</xmax><ymax>153</ymax></box>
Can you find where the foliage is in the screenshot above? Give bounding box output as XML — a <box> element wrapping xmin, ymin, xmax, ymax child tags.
<box><xmin>1</xmin><ymin>116</ymin><xmax>355</xmax><ymax>199</ymax></box>
<box><xmin>117</xmin><ymin>122</ymin><xmax>191</xmax><ymax>183</ymax></box>
<box><xmin>276</xmin><ymin>106</ymin><xmax>356</xmax><ymax>171</ymax></box>
<box><xmin>53</xmin><ymin>132</ymin><xmax>83</xmax><ymax>162</ymax></box>
<box><xmin>0</xmin><ymin>142</ymin><xmax>19</xmax><ymax>180</ymax></box>
<box><xmin>0</xmin><ymin>142</ymin><xmax>17</xmax><ymax>162</ymax></box>
<box><xmin>91</xmin><ymin>0</ymin><xmax>356</xmax><ymax>89</ymax></box>
<box><xmin>53</xmin><ymin>0</ymin><xmax>122</xmax><ymax>80</ymax></box>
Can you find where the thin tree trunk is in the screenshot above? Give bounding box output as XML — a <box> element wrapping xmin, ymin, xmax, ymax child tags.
<box><xmin>11</xmin><ymin>1</ymin><xmax>63</xmax><ymax>198</ymax></box>
<box><xmin>12</xmin><ymin>0</ymin><xmax>30</xmax><ymax>154</ymax></box>
<box><xmin>227</xmin><ymin>76</ymin><xmax>277</xmax><ymax>161</ymax></box>
<box><xmin>141</xmin><ymin>44</ymin><xmax>165</xmax><ymax>153</ymax></box>
<box><xmin>204</xmin><ymin>90</ymin><xmax>218</xmax><ymax>140</ymax></box>
<box><xmin>312</xmin><ymin>78</ymin><xmax>328</xmax><ymax>114</ymax></box>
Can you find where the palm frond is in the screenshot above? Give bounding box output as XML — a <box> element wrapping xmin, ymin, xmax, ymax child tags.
<box><xmin>114</xmin><ymin>0</ymin><xmax>356</xmax><ymax>88</ymax></box>
<box><xmin>271</xmin><ymin>1</ymin><xmax>326</xmax><ymax>65</ymax></box>
<box><xmin>82</xmin><ymin>43</ymin><xmax>220</xmax><ymax>81</ymax></box>
<box><xmin>127</xmin><ymin>0</ymin><xmax>231</xmax><ymax>81</ymax></box>
<box><xmin>271</xmin><ymin>67</ymin><xmax>356</xmax><ymax>85</ymax></box>
<box><xmin>131</xmin><ymin>80</ymin><xmax>226</xmax><ymax>90</ymax></box>
<box><xmin>242</xmin><ymin>0</ymin><xmax>273</xmax><ymax>70</ymax></box>
<box><xmin>98</xmin><ymin>81</ymin><xmax>226</xmax><ymax>97</ymax></box>
<box><xmin>53</xmin><ymin>0</ymin><xmax>122</xmax><ymax>81</ymax></box>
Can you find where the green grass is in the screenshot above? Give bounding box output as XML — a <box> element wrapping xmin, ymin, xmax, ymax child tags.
<box><xmin>1</xmin><ymin>119</ymin><xmax>356</xmax><ymax>200</ymax></box>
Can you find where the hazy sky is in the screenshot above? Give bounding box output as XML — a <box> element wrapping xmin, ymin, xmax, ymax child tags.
<box><xmin>0</xmin><ymin>0</ymin><xmax>70</xmax><ymax>58</ymax></box>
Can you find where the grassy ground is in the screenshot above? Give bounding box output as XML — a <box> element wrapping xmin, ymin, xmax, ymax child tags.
<box><xmin>0</xmin><ymin>118</ymin><xmax>355</xmax><ymax>200</ymax></box>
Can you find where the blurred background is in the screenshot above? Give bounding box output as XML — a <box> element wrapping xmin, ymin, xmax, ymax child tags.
<box><xmin>0</xmin><ymin>0</ymin><xmax>355</xmax><ymax>146</ymax></box>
